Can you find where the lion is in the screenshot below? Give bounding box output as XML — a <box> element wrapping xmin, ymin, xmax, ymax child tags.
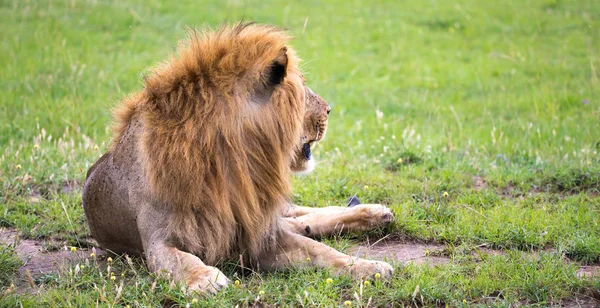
<box><xmin>82</xmin><ymin>23</ymin><xmax>394</xmax><ymax>294</ymax></box>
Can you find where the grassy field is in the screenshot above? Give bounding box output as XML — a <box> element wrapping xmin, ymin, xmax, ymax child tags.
<box><xmin>1</xmin><ymin>0</ymin><xmax>599</xmax><ymax>306</ymax></box>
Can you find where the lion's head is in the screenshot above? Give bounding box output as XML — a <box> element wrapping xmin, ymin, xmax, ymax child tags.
<box><xmin>291</xmin><ymin>85</ymin><xmax>331</xmax><ymax>173</ymax></box>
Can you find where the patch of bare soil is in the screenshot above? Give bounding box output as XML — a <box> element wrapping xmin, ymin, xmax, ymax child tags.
<box><xmin>347</xmin><ymin>239</ymin><xmax>449</xmax><ymax>265</ymax></box>
<box><xmin>0</xmin><ymin>228</ymin><xmax>104</xmax><ymax>290</ymax></box>
<box><xmin>472</xmin><ymin>176</ymin><xmax>489</xmax><ymax>191</ymax></box>
<box><xmin>554</xmin><ymin>298</ymin><xmax>600</xmax><ymax>308</ymax></box>
<box><xmin>576</xmin><ymin>266</ymin><xmax>600</xmax><ymax>278</ymax></box>
<box><xmin>472</xmin><ymin>176</ymin><xmax>534</xmax><ymax>199</ymax></box>
<box><xmin>348</xmin><ymin>239</ymin><xmax>600</xmax><ymax>280</ymax></box>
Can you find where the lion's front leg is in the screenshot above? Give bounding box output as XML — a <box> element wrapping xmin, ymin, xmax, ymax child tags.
<box><xmin>259</xmin><ymin>230</ymin><xmax>393</xmax><ymax>280</ymax></box>
<box><xmin>145</xmin><ymin>239</ymin><xmax>230</xmax><ymax>295</ymax></box>
<box><xmin>138</xmin><ymin>208</ymin><xmax>230</xmax><ymax>295</ymax></box>
<box><xmin>284</xmin><ymin>204</ymin><xmax>394</xmax><ymax>237</ymax></box>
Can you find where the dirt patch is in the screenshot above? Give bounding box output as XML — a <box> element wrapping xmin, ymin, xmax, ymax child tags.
<box><xmin>348</xmin><ymin>239</ymin><xmax>449</xmax><ymax>265</ymax></box>
<box><xmin>348</xmin><ymin>239</ymin><xmax>600</xmax><ymax>280</ymax></box>
<box><xmin>576</xmin><ymin>266</ymin><xmax>600</xmax><ymax>278</ymax></box>
<box><xmin>472</xmin><ymin>176</ymin><xmax>536</xmax><ymax>199</ymax></box>
<box><xmin>0</xmin><ymin>228</ymin><xmax>104</xmax><ymax>289</ymax></box>
<box><xmin>472</xmin><ymin>176</ymin><xmax>489</xmax><ymax>191</ymax></box>
<box><xmin>558</xmin><ymin>298</ymin><xmax>600</xmax><ymax>308</ymax></box>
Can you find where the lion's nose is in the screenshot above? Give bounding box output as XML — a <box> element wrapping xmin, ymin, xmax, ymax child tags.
<box><xmin>326</xmin><ymin>105</ymin><xmax>331</xmax><ymax>115</ymax></box>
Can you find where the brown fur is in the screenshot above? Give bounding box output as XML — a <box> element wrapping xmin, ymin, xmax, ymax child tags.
<box><xmin>111</xmin><ymin>23</ymin><xmax>304</xmax><ymax>264</ymax></box>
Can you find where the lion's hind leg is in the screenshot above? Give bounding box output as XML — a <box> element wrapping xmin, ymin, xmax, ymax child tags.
<box><xmin>259</xmin><ymin>230</ymin><xmax>394</xmax><ymax>280</ymax></box>
<box><xmin>284</xmin><ymin>204</ymin><xmax>394</xmax><ymax>238</ymax></box>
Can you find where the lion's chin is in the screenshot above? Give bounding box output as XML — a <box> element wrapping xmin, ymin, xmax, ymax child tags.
<box><xmin>294</xmin><ymin>158</ymin><xmax>316</xmax><ymax>175</ymax></box>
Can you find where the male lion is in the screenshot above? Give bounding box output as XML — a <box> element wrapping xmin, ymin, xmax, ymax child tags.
<box><xmin>83</xmin><ymin>23</ymin><xmax>394</xmax><ymax>294</ymax></box>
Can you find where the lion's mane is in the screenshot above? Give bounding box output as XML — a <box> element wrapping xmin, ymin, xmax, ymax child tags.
<box><xmin>110</xmin><ymin>23</ymin><xmax>305</xmax><ymax>264</ymax></box>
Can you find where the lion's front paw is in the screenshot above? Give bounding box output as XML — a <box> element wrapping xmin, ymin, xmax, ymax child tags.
<box><xmin>353</xmin><ymin>204</ymin><xmax>394</xmax><ymax>229</ymax></box>
<box><xmin>185</xmin><ymin>266</ymin><xmax>230</xmax><ymax>295</ymax></box>
<box><xmin>347</xmin><ymin>259</ymin><xmax>394</xmax><ymax>280</ymax></box>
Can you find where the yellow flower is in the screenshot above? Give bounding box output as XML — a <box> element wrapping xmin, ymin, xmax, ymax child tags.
<box><xmin>425</xmin><ymin>249</ymin><xmax>430</xmax><ymax>256</ymax></box>
<box><xmin>462</xmin><ymin>299</ymin><xmax>467</xmax><ymax>303</ymax></box>
<box><xmin>15</xmin><ymin>164</ymin><xmax>22</xmax><ymax>170</ymax></box>
<box><xmin>375</xmin><ymin>273</ymin><xmax>381</xmax><ymax>279</ymax></box>
<box><xmin>306</xmin><ymin>257</ymin><xmax>311</xmax><ymax>262</ymax></box>
<box><xmin>33</xmin><ymin>144</ymin><xmax>39</xmax><ymax>150</ymax></box>
<box><xmin>344</xmin><ymin>300</ymin><xmax>352</xmax><ymax>306</ymax></box>
<box><xmin>121</xmin><ymin>272</ymin><xmax>125</xmax><ymax>277</ymax></box>
<box><xmin>235</xmin><ymin>280</ymin><xmax>241</xmax><ymax>286</ymax></box>
<box><xmin>110</xmin><ymin>275</ymin><xmax>116</xmax><ymax>281</ymax></box>
<box><xmin>363</xmin><ymin>185</ymin><xmax>369</xmax><ymax>190</ymax></box>
<box><xmin>80</xmin><ymin>265</ymin><xmax>85</xmax><ymax>270</ymax></box>
<box><xmin>396</xmin><ymin>158</ymin><xmax>403</xmax><ymax>164</ymax></box>
<box><xmin>191</xmin><ymin>298</ymin><xmax>198</xmax><ymax>304</ymax></box>
<box><xmin>326</xmin><ymin>278</ymin><xmax>333</xmax><ymax>284</ymax></box>
<box><xmin>259</xmin><ymin>290</ymin><xmax>265</xmax><ymax>295</ymax></box>
<box><xmin>70</xmin><ymin>246</ymin><xmax>77</xmax><ymax>252</ymax></box>
<box><xmin>90</xmin><ymin>253</ymin><xmax>95</xmax><ymax>258</ymax></box>
<box><xmin>442</xmin><ymin>191</ymin><xmax>449</xmax><ymax>197</ymax></box>
<box><xmin>364</xmin><ymin>280</ymin><xmax>370</xmax><ymax>286</ymax></box>
<box><xmin>94</xmin><ymin>145</ymin><xmax>99</xmax><ymax>151</ymax></box>
<box><xmin>107</xmin><ymin>257</ymin><xmax>113</xmax><ymax>263</ymax></box>
<box><xmin>125</xmin><ymin>306</ymin><xmax>130</xmax><ymax>308</ymax></box>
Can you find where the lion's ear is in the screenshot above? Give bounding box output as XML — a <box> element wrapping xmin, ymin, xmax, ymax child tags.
<box><xmin>267</xmin><ymin>47</ymin><xmax>288</xmax><ymax>87</ymax></box>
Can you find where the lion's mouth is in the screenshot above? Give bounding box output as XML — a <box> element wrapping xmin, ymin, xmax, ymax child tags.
<box><xmin>302</xmin><ymin>143</ymin><xmax>312</xmax><ymax>160</ymax></box>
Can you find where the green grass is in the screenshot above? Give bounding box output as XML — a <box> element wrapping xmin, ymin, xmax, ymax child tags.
<box><xmin>0</xmin><ymin>243</ymin><xmax>23</xmax><ymax>288</ymax></box>
<box><xmin>1</xmin><ymin>0</ymin><xmax>599</xmax><ymax>306</ymax></box>
<box><xmin>1</xmin><ymin>249</ymin><xmax>598</xmax><ymax>307</ymax></box>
